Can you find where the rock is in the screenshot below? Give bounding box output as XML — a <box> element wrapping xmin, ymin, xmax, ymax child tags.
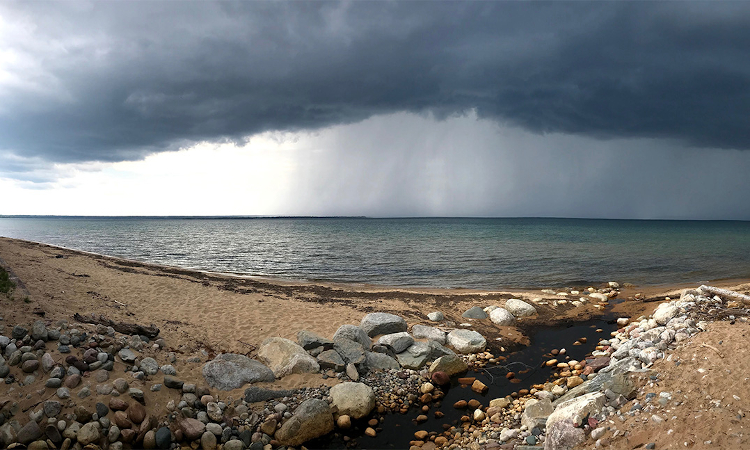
<box><xmin>27</xmin><ymin>441</ymin><xmax>49</xmax><ymax>450</ymax></box>
<box><xmin>360</xmin><ymin>313</ymin><xmax>407</xmax><ymax>337</ymax></box>
<box><xmin>364</xmin><ymin>351</ymin><xmax>400</xmax><ymax>371</ymax></box>
<box><xmin>473</xmin><ymin>409</ymin><xmax>486</xmax><ymax>421</ymax></box>
<box><xmin>275</xmin><ymin>399</ymin><xmax>334</xmax><ymax>447</ymax></box>
<box><xmin>76</xmin><ymin>422</ymin><xmax>101</xmax><ymax>446</ymax></box>
<box><xmin>118</xmin><ymin>348</ymin><xmax>137</xmax><ymax>364</ymax></box>
<box><xmin>317</xmin><ymin>349</ymin><xmax>346</xmax><ymax>371</ymax></box>
<box><xmin>333</xmin><ymin>338</ymin><xmax>366</xmax><ymax>366</ymax></box>
<box><xmin>567</xmin><ymin>376</ymin><xmax>584</xmax><ymax>388</ymax></box>
<box><xmin>544</xmin><ymin>420</ymin><xmax>585</xmax><ymax>450</ymax></box>
<box><xmin>504</xmin><ymin>299</ymin><xmax>537</xmax><ymax>317</ymax></box>
<box><xmin>297</xmin><ymin>330</ymin><xmax>334</xmax><ymax>350</ymax></box>
<box><xmin>200</xmin><ymin>431</ymin><xmax>217</xmax><ymax>450</ymax></box>
<box><xmin>109</xmin><ymin>398</ymin><xmax>129</xmax><ymax>411</ymax></box>
<box><xmin>45</xmin><ymin>424</ymin><xmax>62</xmax><ymax>443</ymax></box>
<box><xmin>461</xmin><ymin>306</ymin><xmax>488</xmax><ymax>319</ymax></box>
<box><xmin>522</xmin><ymin>398</ymin><xmax>554</xmax><ymax>429</ymax></box>
<box><xmin>591</xmin><ymin>426</ymin><xmax>606</xmax><ymax>440</ymax></box>
<box><xmin>179</xmin><ymin>418</ymin><xmax>206</xmax><ymax>441</ymax></box>
<box><xmin>546</xmin><ymin>392</ymin><xmax>606</xmax><ymax>428</ymax></box>
<box><xmin>429</xmin><ymin>354</ymin><xmax>468</xmax><ymax>376</ymax></box>
<box><xmin>471</xmin><ymin>379</ymin><xmax>488</xmax><ymax>394</ymax></box>
<box><xmin>96</xmin><ymin>402</ymin><xmax>109</xmax><ymax>418</ymax></box>
<box><xmin>140</xmin><ymin>357</ymin><xmax>159</xmax><ymax>375</ymax></box>
<box><xmin>12</xmin><ymin>325</ymin><xmax>28</xmax><ymax>340</ymax></box>
<box><xmin>41</xmin><ymin>353</ymin><xmax>55</xmax><ymax>372</ymax></box>
<box><xmin>22</xmin><ymin>359</ymin><xmax>40</xmax><ymax>373</ymax></box>
<box><xmin>431</xmin><ymin>371</ymin><xmax>450</xmax><ymax>385</ymax></box>
<box><xmin>56</xmin><ymin>387</ymin><xmax>70</xmax><ymax>399</ymax></box>
<box><xmin>128</xmin><ymin>402</ymin><xmax>146</xmax><ymax>424</ymax></box>
<box><xmin>377</xmin><ymin>332</ymin><xmax>414</xmax><ymax>353</ymax></box>
<box><xmin>489</xmin><ymin>308</ymin><xmax>516</xmax><ymax>326</ymax></box>
<box><xmin>18</xmin><ymin>420</ymin><xmax>44</xmax><ymax>445</ymax></box>
<box><xmin>258</xmin><ymin>337</ymin><xmax>320</xmax><ymax>377</ymax></box>
<box><xmin>336</xmin><ymin>414</ymin><xmax>352</xmax><ymax>429</ymax></box>
<box><xmin>585</xmin><ymin>356</ymin><xmax>610</xmax><ymax>371</ymax></box>
<box><xmin>143</xmin><ymin>430</ymin><xmax>156</xmax><ymax>449</ymax></box>
<box><xmin>160</xmin><ymin>364</ymin><xmax>176</xmax><ymax>375</ymax></box>
<box><xmin>329</xmin><ymin>382</ymin><xmax>376</xmax><ymax>419</ymax></box>
<box><xmin>163</xmin><ymin>375</ymin><xmax>184</xmax><ymax>390</ymax></box>
<box><xmin>427</xmin><ymin>312</ymin><xmax>444</xmax><ymax>321</ymax></box>
<box><xmin>490</xmin><ymin>397</ymin><xmax>511</xmax><ymax>408</ymax></box>
<box><xmin>113</xmin><ymin>378</ymin><xmax>129</xmax><ymax>393</ymax></box>
<box><xmin>411</xmin><ymin>324</ymin><xmax>447</xmax><ymax>344</ymax></box>
<box><xmin>653</xmin><ymin>303</ymin><xmax>679</xmax><ymax>325</ymax></box>
<box><xmin>243</xmin><ymin>386</ymin><xmax>295</xmax><ymax>403</ymax></box>
<box><xmin>201</xmin><ymin>354</ymin><xmax>274</xmax><ymax>390</ymax></box>
<box><xmin>447</xmin><ymin>329</ymin><xmax>486</xmax><ymax>354</ymax></box>
<box><xmin>64</xmin><ymin>374</ymin><xmax>81</xmax><ymax>388</ymax></box>
<box><xmin>332</xmin><ymin>325</ymin><xmax>371</xmax><ymax>348</ymax></box>
<box><xmin>396</xmin><ymin>343</ymin><xmax>431</xmax><ymax>370</ymax></box>
<box><xmin>44</xmin><ymin>400</ymin><xmax>62</xmax><ymax>418</ymax></box>
<box><xmin>346</xmin><ymin>362</ymin><xmax>359</xmax><ymax>381</ymax></box>
<box><xmin>113</xmin><ymin>411</ymin><xmax>132</xmax><ymax>429</ymax></box>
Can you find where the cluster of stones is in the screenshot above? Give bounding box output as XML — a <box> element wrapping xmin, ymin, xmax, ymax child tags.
<box><xmin>425</xmin><ymin>285</ymin><xmax>729</xmax><ymax>450</ymax></box>
<box><xmin>538</xmin><ymin>281</ymin><xmax>622</xmax><ymax>309</ymax></box>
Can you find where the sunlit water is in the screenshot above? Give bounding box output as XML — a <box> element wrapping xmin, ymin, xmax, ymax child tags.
<box><xmin>1</xmin><ymin>217</ymin><xmax>749</xmax><ymax>289</ymax></box>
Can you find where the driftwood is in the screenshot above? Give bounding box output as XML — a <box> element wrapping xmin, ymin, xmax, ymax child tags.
<box><xmin>73</xmin><ymin>313</ymin><xmax>160</xmax><ymax>338</ymax></box>
<box><xmin>698</xmin><ymin>285</ymin><xmax>750</xmax><ymax>304</ymax></box>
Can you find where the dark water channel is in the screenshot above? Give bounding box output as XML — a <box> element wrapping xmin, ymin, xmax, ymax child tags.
<box><xmin>310</xmin><ymin>314</ymin><xmax>619</xmax><ymax>449</ymax></box>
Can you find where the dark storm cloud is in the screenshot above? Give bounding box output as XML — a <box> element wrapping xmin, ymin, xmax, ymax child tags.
<box><xmin>1</xmin><ymin>1</ymin><xmax>749</xmax><ymax>164</ymax></box>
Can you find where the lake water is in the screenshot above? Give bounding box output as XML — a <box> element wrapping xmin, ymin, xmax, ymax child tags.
<box><xmin>1</xmin><ymin>216</ymin><xmax>749</xmax><ymax>289</ymax></box>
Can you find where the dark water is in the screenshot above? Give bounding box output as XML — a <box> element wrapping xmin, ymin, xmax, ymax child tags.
<box><xmin>1</xmin><ymin>216</ymin><xmax>749</xmax><ymax>289</ymax></box>
<box><xmin>310</xmin><ymin>316</ymin><xmax>618</xmax><ymax>449</ymax></box>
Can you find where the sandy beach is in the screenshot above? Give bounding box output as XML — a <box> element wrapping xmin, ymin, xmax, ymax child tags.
<box><xmin>3</xmin><ymin>236</ymin><xmax>750</xmax><ymax>450</ymax></box>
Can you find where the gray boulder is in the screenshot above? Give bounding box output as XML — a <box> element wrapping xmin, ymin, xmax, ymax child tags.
<box><xmin>139</xmin><ymin>357</ymin><xmax>159</xmax><ymax>376</ymax></box>
<box><xmin>376</xmin><ymin>332</ymin><xmax>414</xmax><ymax>353</ymax></box>
<box><xmin>504</xmin><ymin>299</ymin><xmax>537</xmax><ymax>317</ymax></box>
<box><xmin>447</xmin><ymin>329</ymin><xmax>486</xmax><ymax>354</ymax></box>
<box><xmin>257</xmin><ymin>338</ymin><xmax>320</xmax><ymax>378</ymax></box>
<box><xmin>521</xmin><ymin>398</ymin><xmax>554</xmax><ymax>429</ymax></box>
<box><xmin>275</xmin><ymin>399</ymin><xmax>334</xmax><ymax>447</ymax></box>
<box><xmin>360</xmin><ymin>313</ymin><xmax>407</xmax><ymax>337</ymax></box>
<box><xmin>202</xmin><ymin>354</ymin><xmax>275</xmax><ymax>391</ymax></box>
<box><xmin>329</xmin><ymin>382</ymin><xmax>376</xmax><ymax>419</ymax></box>
<box><xmin>461</xmin><ymin>306</ymin><xmax>487</xmax><ymax>319</ymax></box>
<box><xmin>544</xmin><ymin>420</ymin><xmax>585</xmax><ymax>450</ymax></box>
<box><xmin>317</xmin><ymin>349</ymin><xmax>346</xmax><ymax>371</ymax></box>
<box><xmin>411</xmin><ymin>324</ymin><xmax>446</xmax><ymax>344</ymax></box>
<box><xmin>546</xmin><ymin>392</ymin><xmax>606</xmax><ymax>428</ymax></box>
<box><xmin>489</xmin><ymin>308</ymin><xmax>516</xmax><ymax>326</ymax></box>
<box><xmin>31</xmin><ymin>320</ymin><xmax>48</xmax><ymax>341</ymax></box>
<box><xmin>396</xmin><ymin>343</ymin><xmax>431</xmax><ymax>370</ymax></box>
<box><xmin>297</xmin><ymin>330</ymin><xmax>334</xmax><ymax>351</ymax></box>
<box><xmin>333</xmin><ymin>338</ymin><xmax>366</xmax><ymax>366</ymax></box>
<box><xmin>364</xmin><ymin>351</ymin><xmax>400</xmax><ymax>371</ymax></box>
<box><xmin>427</xmin><ymin>311</ymin><xmax>444</xmax><ymax>322</ymax></box>
<box><xmin>332</xmin><ymin>325</ymin><xmax>371</xmax><ymax>349</ymax></box>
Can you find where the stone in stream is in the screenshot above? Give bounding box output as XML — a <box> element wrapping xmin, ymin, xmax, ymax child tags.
<box><xmin>461</xmin><ymin>306</ymin><xmax>488</xmax><ymax>319</ymax></box>
<box><xmin>329</xmin><ymin>382</ymin><xmax>376</xmax><ymax>419</ymax></box>
<box><xmin>489</xmin><ymin>308</ymin><xmax>516</xmax><ymax>326</ymax></box>
<box><xmin>332</xmin><ymin>325</ymin><xmax>372</xmax><ymax>349</ymax></box>
<box><xmin>360</xmin><ymin>313</ymin><xmax>407</xmax><ymax>337</ymax></box>
<box><xmin>201</xmin><ymin>354</ymin><xmax>274</xmax><ymax>390</ymax></box>
<box><xmin>504</xmin><ymin>299</ymin><xmax>537</xmax><ymax>317</ymax></box>
<box><xmin>257</xmin><ymin>337</ymin><xmax>320</xmax><ymax>377</ymax></box>
<box><xmin>376</xmin><ymin>332</ymin><xmax>414</xmax><ymax>353</ymax></box>
<box><xmin>447</xmin><ymin>329</ymin><xmax>486</xmax><ymax>354</ymax></box>
<box><xmin>275</xmin><ymin>398</ymin><xmax>334</xmax><ymax>447</ymax></box>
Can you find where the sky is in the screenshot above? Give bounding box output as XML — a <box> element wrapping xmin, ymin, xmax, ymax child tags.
<box><xmin>1</xmin><ymin>1</ymin><xmax>749</xmax><ymax>219</ymax></box>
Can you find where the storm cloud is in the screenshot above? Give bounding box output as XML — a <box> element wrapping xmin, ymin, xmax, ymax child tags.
<box><xmin>2</xmin><ymin>1</ymin><xmax>750</xmax><ymax>166</ymax></box>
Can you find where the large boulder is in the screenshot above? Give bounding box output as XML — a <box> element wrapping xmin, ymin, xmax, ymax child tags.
<box><xmin>317</xmin><ymin>350</ymin><xmax>346</xmax><ymax>372</ymax></box>
<box><xmin>411</xmin><ymin>324</ymin><xmax>446</xmax><ymax>344</ymax></box>
<box><xmin>461</xmin><ymin>306</ymin><xmax>487</xmax><ymax>319</ymax></box>
<box><xmin>489</xmin><ymin>308</ymin><xmax>516</xmax><ymax>326</ymax></box>
<box><xmin>544</xmin><ymin>420</ymin><xmax>586</xmax><ymax>450</ymax></box>
<box><xmin>447</xmin><ymin>329</ymin><xmax>486</xmax><ymax>354</ymax></box>
<box><xmin>202</xmin><ymin>354</ymin><xmax>275</xmax><ymax>391</ymax></box>
<box><xmin>329</xmin><ymin>382</ymin><xmax>376</xmax><ymax>419</ymax></box>
<box><xmin>332</xmin><ymin>325</ymin><xmax>371</xmax><ymax>349</ymax></box>
<box><xmin>333</xmin><ymin>338</ymin><xmax>366</xmax><ymax>366</ymax></box>
<box><xmin>504</xmin><ymin>299</ymin><xmax>537</xmax><ymax>317</ymax></box>
<box><xmin>396</xmin><ymin>343</ymin><xmax>431</xmax><ymax>370</ymax></box>
<box><xmin>521</xmin><ymin>398</ymin><xmax>554</xmax><ymax>429</ymax></box>
<box><xmin>258</xmin><ymin>338</ymin><xmax>320</xmax><ymax>378</ymax></box>
<box><xmin>360</xmin><ymin>313</ymin><xmax>407</xmax><ymax>337</ymax></box>
<box><xmin>429</xmin><ymin>354</ymin><xmax>468</xmax><ymax>376</ymax></box>
<box><xmin>364</xmin><ymin>352</ymin><xmax>400</xmax><ymax>371</ymax></box>
<box><xmin>376</xmin><ymin>332</ymin><xmax>414</xmax><ymax>353</ymax></box>
<box><xmin>546</xmin><ymin>392</ymin><xmax>606</xmax><ymax>428</ymax></box>
<box><xmin>275</xmin><ymin>399</ymin><xmax>334</xmax><ymax>447</ymax></box>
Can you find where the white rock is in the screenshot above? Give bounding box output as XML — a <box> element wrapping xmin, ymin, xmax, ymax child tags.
<box><xmin>589</xmin><ymin>293</ymin><xmax>609</xmax><ymax>302</ymax></box>
<box><xmin>446</xmin><ymin>329</ymin><xmax>486</xmax><ymax>354</ymax></box>
<box><xmin>546</xmin><ymin>392</ymin><xmax>606</xmax><ymax>428</ymax></box>
<box><xmin>653</xmin><ymin>302</ymin><xmax>679</xmax><ymax>325</ymax></box>
<box><xmin>504</xmin><ymin>299</ymin><xmax>537</xmax><ymax>317</ymax></box>
<box><xmin>411</xmin><ymin>325</ymin><xmax>447</xmax><ymax>345</ymax></box>
<box><xmin>489</xmin><ymin>308</ymin><xmax>515</xmax><ymax>326</ymax></box>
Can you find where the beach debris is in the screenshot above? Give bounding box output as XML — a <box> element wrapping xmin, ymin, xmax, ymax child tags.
<box><xmin>72</xmin><ymin>313</ymin><xmax>159</xmax><ymax>338</ymax></box>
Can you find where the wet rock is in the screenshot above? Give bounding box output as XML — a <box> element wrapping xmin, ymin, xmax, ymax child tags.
<box><xmin>461</xmin><ymin>306</ymin><xmax>488</xmax><ymax>319</ymax></box>
<box><xmin>258</xmin><ymin>337</ymin><xmax>320</xmax><ymax>377</ymax></box>
<box><xmin>275</xmin><ymin>398</ymin><xmax>334</xmax><ymax>447</ymax></box>
<box><xmin>431</xmin><ymin>371</ymin><xmax>450</xmax><ymax>385</ymax></box>
<box><xmin>201</xmin><ymin>354</ymin><xmax>274</xmax><ymax>391</ymax></box>
<box><xmin>447</xmin><ymin>329</ymin><xmax>486</xmax><ymax>354</ymax></box>
<box><xmin>330</xmin><ymin>382</ymin><xmax>376</xmax><ymax>419</ymax></box>
<box><xmin>360</xmin><ymin>313</ymin><xmax>408</xmax><ymax>337</ymax></box>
